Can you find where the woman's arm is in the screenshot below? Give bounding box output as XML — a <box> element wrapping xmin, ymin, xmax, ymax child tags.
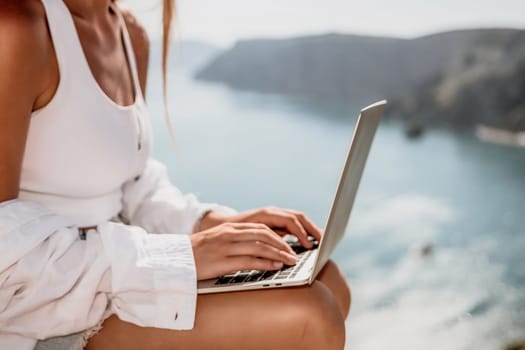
<box><xmin>117</xmin><ymin>7</ymin><xmax>316</xmax><ymax>279</ymax></box>
<box><xmin>199</xmin><ymin>207</ymin><xmax>323</xmax><ymax>248</ymax></box>
<box><xmin>0</xmin><ymin>1</ymin><xmax>57</xmax><ymax>202</ymax></box>
<box><xmin>0</xmin><ymin>5</ymin><xmax>198</xmax><ymax>342</ymax></box>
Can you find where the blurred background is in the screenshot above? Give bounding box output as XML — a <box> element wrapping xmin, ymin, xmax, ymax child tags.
<box><xmin>126</xmin><ymin>1</ymin><xmax>525</xmax><ymax>349</ymax></box>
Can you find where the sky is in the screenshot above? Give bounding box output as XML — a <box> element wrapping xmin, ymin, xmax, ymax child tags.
<box><xmin>124</xmin><ymin>0</ymin><xmax>525</xmax><ymax>47</ymax></box>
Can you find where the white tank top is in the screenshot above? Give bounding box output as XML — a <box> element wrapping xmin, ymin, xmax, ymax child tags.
<box><xmin>18</xmin><ymin>0</ymin><xmax>152</xmax><ymax>227</ymax></box>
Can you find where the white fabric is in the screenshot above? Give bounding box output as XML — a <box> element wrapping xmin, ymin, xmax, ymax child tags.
<box><xmin>19</xmin><ymin>0</ymin><xmax>152</xmax><ymax>227</ymax></box>
<box><xmin>121</xmin><ymin>158</ymin><xmax>236</xmax><ymax>235</ymax></box>
<box><xmin>0</xmin><ymin>0</ymin><xmax>237</xmax><ymax>348</ymax></box>
<box><xmin>0</xmin><ymin>158</ymin><xmax>235</xmax><ymax>350</ymax></box>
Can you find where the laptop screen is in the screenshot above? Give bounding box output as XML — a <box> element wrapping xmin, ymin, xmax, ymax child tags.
<box><xmin>310</xmin><ymin>100</ymin><xmax>386</xmax><ymax>281</ymax></box>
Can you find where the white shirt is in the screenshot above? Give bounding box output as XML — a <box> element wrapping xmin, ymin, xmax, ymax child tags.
<box><xmin>1</xmin><ymin>1</ymin><xmax>236</xmax><ymax>347</ymax></box>
<box><xmin>0</xmin><ymin>159</ymin><xmax>236</xmax><ymax>350</ymax></box>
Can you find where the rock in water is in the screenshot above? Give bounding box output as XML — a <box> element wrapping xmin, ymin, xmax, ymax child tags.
<box><xmin>405</xmin><ymin>120</ymin><xmax>424</xmax><ymax>139</ymax></box>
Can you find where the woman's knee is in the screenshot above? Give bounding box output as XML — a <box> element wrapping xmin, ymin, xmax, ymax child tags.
<box><xmin>330</xmin><ymin>260</ymin><xmax>352</xmax><ymax>318</ymax></box>
<box><xmin>288</xmin><ymin>282</ymin><xmax>346</xmax><ymax>350</ymax></box>
<box><xmin>318</xmin><ymin>260</ymin><xmax>352</xmax><ymax>319</ymax></box>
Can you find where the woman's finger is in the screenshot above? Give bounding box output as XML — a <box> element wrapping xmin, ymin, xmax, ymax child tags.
<box><xmin>226</xmin><ymin>241</ymin><xmax>297</xmax><ymax>265</ymax></box>
<box><xmin>284</xmin><ymin>209</ymin><xmax>322</xmax><ymax>240</ymax></box>
<box><xmin>226</xmin><ymin>229</ymin><xmax>295</xmax><ymax>255</ymax></box>
<box><xmin>273</xmin><ymin>229</ymin><xmax>290</xmax><ymax>237</ymax></box>
<box><xmin>260</xmin><ymin>210</ymin><xmax>312</xmax><ymax>248</ymax></box>
<box><xmin>224</xmin><ymin>256</ymin><xmax>284</xmax><ymax>273</ymax></box>
<box><xmin>226</xmin><ymin>222</ymin><xmax>272</xmax><ymax>231</ymax></box>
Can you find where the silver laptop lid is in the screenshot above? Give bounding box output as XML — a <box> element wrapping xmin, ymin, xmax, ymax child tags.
<box><xmin>310</xmin><ymin>100</ymin><xmax>386</xmax><ymax>281</ymax></box>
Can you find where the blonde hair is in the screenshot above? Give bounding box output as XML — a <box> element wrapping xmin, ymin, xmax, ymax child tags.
<box><xmin>162</xmin><ymin>0</ymin><xmax>176</xmax><ymax>145</ymax></box>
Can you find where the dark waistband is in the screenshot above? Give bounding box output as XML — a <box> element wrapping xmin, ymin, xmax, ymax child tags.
<box><xmin>78</xmin><ymin>225</ymin><xmax>98</xmax><ymax>240</ymax></box>
<box><xmin>77</xmin><ymin>214</ymin><xmax>123</xmax><ymax>240</ymax></box>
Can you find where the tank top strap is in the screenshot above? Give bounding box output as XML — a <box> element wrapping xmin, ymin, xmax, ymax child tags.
<box><xmin>39</xmin><ymin>0</ymin><xmax>86</xmax><ymax>89</ymax></box>
<box><xmin>40</xmin><ymin>0</ymin><xmax>144</xmax><ymax>104</ymax></box>
<box><xmin>113</xmin><ymin>6</ymin><xmax>144</xmax><ymax>102</ymax></box>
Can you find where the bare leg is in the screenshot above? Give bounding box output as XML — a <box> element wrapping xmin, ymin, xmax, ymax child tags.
<box><xmin>316</xmin><ymin>260</ymin><xmax>352</xmax><ymax>319</ymax></box>
<box><xmin>86</xmin><ymin>281</ymin><xmax>345</xmax><ymax>350</ymax></box>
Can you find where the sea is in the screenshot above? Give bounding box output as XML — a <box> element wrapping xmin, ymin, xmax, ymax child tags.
<box><xmin>145</xmin><ymin>63</ymin><xmax>525</xmax><ymax>350</ymax></box>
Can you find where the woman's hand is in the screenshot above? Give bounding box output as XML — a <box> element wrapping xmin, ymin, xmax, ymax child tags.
<box><xmin>191</xmin><ymin>222</ymin><xmax>298</xmax><ymax>280</ymax></box>
<box><xmin>199</xmin><ymin>207</ymin><xmax>322</xmax><ymax>249</ymax></box>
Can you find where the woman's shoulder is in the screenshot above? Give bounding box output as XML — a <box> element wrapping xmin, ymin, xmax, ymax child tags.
<box><xmin>117</xmin><ymin>4</ymin><xmax>150</xmax><ymax>53</ymax></box>
<box><xmin>0</xmin><ymin>0</ymin><xmax>47</xmax><ymax>35</ymax></box>
<box><xmin>0</xmin><ymin>0</ymin><xmax>56</xmax><ymax>107</ymax></box>
<box><xmin>0</xmin><ymin>0</ymin><xmax>51</xmax><ymax>63</ymax></box>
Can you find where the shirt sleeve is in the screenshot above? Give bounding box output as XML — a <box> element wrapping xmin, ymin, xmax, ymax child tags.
<box><xmin>98</xmin><ymin>221</ymin><xmax>198</xmax><ymax>329</ymax></box>
<box><xmin>0</xmin><ymin>198</ymin><xmax>209</xmax><ymax>350</ymax></box>
<box><xmin>120</xmin><ymin>158</ymin><xmax>237</xmax><ymax>235</ymax></box>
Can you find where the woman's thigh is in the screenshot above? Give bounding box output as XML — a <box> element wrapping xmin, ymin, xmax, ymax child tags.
<box><xmin>86</xmin><ymin>281</ymin><xmax>346</xmax><ymax>350</ymax></box>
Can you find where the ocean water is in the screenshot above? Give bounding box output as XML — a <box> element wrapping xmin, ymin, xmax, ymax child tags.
<box><xmin>146</xmin><ymin>67</ymin><xmax>525</xmax><ymax>349</ymax></box>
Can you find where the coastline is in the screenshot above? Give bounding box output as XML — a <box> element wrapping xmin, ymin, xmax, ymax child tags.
<box><xmin>475</xmin><ymin>125</ymin><xmax>525</xmax><ymax>148</ymax></box>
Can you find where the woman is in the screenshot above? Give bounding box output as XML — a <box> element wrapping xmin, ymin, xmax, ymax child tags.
<box><xmin>0</xmin><ymin>0</ymin><xmax>351</xmax><ymax>349</ymax></box>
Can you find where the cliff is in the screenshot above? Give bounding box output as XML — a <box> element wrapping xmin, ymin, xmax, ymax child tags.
<box><xmin>195</xmin><ymin>29</ymin><xmax>525</xmax><ymax>132</ymax></box>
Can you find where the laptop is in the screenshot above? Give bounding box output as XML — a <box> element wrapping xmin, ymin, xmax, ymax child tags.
<box><xmin>197</xmin><ymin>100</ymin><xmax>387</xmax><ymax>294</ymax></box>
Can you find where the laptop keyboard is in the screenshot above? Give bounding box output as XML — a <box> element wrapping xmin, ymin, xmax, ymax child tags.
<box><xmin>215</xmin><ymin>241</ymin><xmax>319</xmax><ymax>286</ymax></box>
